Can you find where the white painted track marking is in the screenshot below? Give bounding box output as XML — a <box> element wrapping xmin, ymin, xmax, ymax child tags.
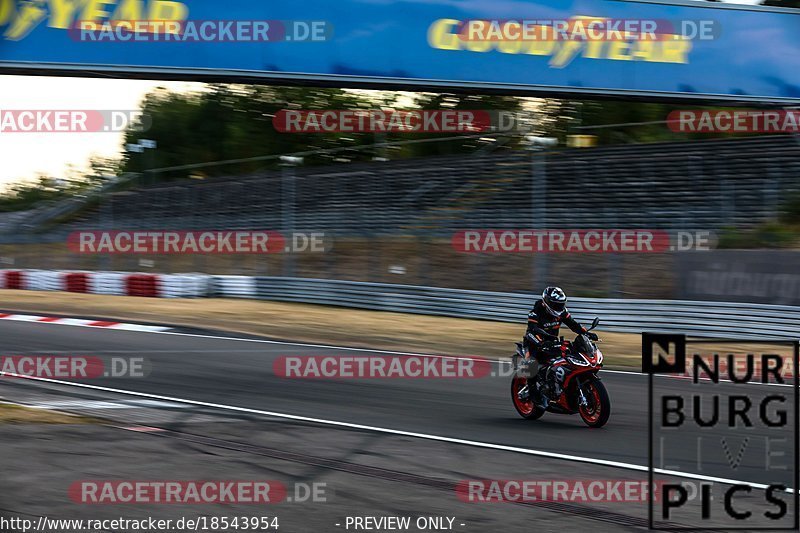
<box><xmin>1</xmin><ymin>371</ymin><xmax>795</xmax><ymax>494</ymax></box>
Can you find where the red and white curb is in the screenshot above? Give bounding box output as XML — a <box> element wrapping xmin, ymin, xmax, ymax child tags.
<box><xmin>0</xmin><ymin>313</ymin><xmax>171</xmax><ymax>332</ymax></box>
<box><xmin>0</xmin><ymin>270</ymin><xmax>213</xmax><ymax>298</ymax></box>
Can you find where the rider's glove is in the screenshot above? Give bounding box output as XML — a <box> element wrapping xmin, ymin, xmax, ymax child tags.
<box><xmin>542</xmin><ymin>340</ymin><xmax>562</xmax><ymax>356</ymax></box>
<box><xmin>587</xmin><ymin>332</ymin><xmax>599</xmax><ymax>341</ymax></box>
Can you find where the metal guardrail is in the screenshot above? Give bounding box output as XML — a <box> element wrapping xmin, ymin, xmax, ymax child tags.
<box><xmin>7</xmin><ymin>270</ymin><xmax>800</xmax><ymax>340</ymax></box>
<box><xmin>211</xmin><ymin>275</ymin><xmax>257</xmax><ymax>298</ymax></box>
<box><xmin>253</xmin><ymin>277</ymin><xmax>800</xmax><ymax>341</ymax></box>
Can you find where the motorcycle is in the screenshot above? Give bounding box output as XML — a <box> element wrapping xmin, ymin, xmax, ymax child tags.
<box><xmin>510</xmin><ymin>317</ymin><xmax>611</xmax><ymax>428</ymax></box>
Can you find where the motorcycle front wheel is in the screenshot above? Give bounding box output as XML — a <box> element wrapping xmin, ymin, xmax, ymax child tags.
<box><xmin>511</xmin><ymin>376</ymin><xmax>545</xmax><ymax>420</ymax></box>
<box><xmin>578</xmin><ymin>377</ymin><xmax>611</xmax><ymax>428</ymax></box>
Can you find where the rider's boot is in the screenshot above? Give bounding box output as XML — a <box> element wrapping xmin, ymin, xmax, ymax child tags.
<box><xmin>536</xmin><ymin>365</ymin><xmax>557</xmax><ymax>410</ymax></box>
<box><xmin>535</xmin><ymin>386</ymin><xmax>550</xmax><ymax>411</ymax></box>
<box><xmin>517</xmin><ymin>384</ymin><xmax>530</xmax><ymax>402</ymax></box>
<box><xmin>518</xmin><ymin>376</ymin><xmax>535</xmax><ymax>402</ymax></box>
<box><xmin>517</xmin><ymin>354</ymin><xmax>535</xmax><ymax>402</ymax></box>
<box><xmin>528</xmin><ymin>373</ymin><xmax>550</xmax><ymax>411</ymax></box>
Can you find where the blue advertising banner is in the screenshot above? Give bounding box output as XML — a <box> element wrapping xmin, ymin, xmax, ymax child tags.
<box><xmin>0</xmin><ymin>0</ymin><xmax>798</xmax><ymax>102</ymax></box>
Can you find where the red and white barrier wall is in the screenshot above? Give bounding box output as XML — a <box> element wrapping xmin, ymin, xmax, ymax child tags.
<box><xmin>0</xmin><ymin>270</ymin><xmax>212</xmax><ymax>299</ymax></box>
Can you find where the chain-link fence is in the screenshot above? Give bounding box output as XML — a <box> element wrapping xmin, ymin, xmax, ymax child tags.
<box><xmin>1</xmin><ymin>134</ymin><xmax>799</xmax><ymax>300</ymax></box>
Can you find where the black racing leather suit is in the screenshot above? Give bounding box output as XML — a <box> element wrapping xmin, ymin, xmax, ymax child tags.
<box><xmin>524</xmin><ymin>300</ymin><xmax>588</xmax><ymax>363</ymax></box>
<box><xmin>522</xmin><ymin>300</ymin><xmax>589</xmax><ymax>401</ymax></box>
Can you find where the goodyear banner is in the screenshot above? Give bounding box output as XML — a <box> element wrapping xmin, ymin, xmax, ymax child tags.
<box><xmin>0</xmin><ymin>0</ymin><xmax>798</xmax><ymax>102</ymax></box>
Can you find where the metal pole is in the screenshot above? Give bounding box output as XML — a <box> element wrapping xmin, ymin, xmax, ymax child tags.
<box><xmin>282</xmin><ymin>163</ymin><xmax>296</xmax><ymax>277</ymax></box>
<box><xmin>532</xmin><ymin>149</ymin><xmax>549</xmax><ymax>288</ymax></box>
<box><xmin>144</xmin><ymin>146</ymin><xmax>155</xmax><ymax>187</ymax></box>
<box><xmin>100</xmin><ymin>193</ymin><xmax>112</xmax><ymax>271</ymax></box>
<box><xmin>767</xmin><ymin>163</ymin><xmax>780</xmax><ymax>222</ymax></box>
<box><xmin>608</xmin><ymin>209</ymin><xmax>621</xmax><ymax>297</ymax></box>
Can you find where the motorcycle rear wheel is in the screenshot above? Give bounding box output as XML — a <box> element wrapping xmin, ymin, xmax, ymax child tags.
<box><xmin>511</xmin><ymin>376</ymin><xmax>545</xmax><ymax>420</ymax></box>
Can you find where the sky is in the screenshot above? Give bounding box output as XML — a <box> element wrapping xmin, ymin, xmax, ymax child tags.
<box><xmin>0</xmin><ymin>76</ymin><xmax>201</xmax><ymax>188</ymax></box>
<box><xmin>0</xmin><ymin>0</ymin><xmax>774</xmax><ymax>189</ymax></box>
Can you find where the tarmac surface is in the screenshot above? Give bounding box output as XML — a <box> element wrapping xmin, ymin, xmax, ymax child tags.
<box><xmin>0</xmin><ymin>319</ymin><xmax>796</xmax><ymax>532</ymax></box>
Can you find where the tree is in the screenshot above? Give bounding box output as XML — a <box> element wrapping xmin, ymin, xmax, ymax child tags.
<box><xmin>120</xmin><ymin>86</ymin><xmax>531</xmax><ymax>181</ymax></box>
<box><xmin>399</xmin><ymin>92</ymin><xmax>526</xmax><ymax>158</ymax></box>
<box><xmin>121</xmin><ymin>85</ymin><xmax>383</xmax><ymax>180</ymax></box>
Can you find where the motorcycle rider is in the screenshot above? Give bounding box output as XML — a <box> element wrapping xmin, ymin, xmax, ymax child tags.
<box><xmin>519</xmin><ymin>286</ymin><xmax>598</xmax><ymax>409</ymax></box>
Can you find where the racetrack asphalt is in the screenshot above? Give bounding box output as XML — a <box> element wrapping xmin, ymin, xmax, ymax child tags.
<box><xmin>1</xmin><ymin>320</ymin><xmax>795</xmax><ymax>485</ymax></box>
<box><xmin>0</xmin><ymin>319</ymin><xmax>797</xmax><ymax>531</ymax></box>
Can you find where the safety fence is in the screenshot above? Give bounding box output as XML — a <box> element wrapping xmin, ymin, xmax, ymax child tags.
<box><xmin>1</xmin><ymin>270</ymin><xmax>798</xmax><ymax>340</ymax></box>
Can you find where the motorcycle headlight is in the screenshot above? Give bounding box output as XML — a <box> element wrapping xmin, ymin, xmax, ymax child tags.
<box><xmin>596</xmin><ymin>350</ymin><xmax>603</xmax><ymax>365</ymax></box>
<box><xmin>567</xmin><ymin>355</ymin><xmax>590</xmax><ymax>366</ymax></box>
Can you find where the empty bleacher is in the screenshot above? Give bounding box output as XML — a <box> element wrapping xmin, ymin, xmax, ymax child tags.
<box><xmin>53</xmin><ymin>135</ymin><xmax>800</xmax><ymax>236</ymax></box>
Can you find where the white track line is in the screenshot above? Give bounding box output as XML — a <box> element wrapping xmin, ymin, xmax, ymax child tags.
<box><xmin>1</xmin><ymin>371</ymin><xmax>795</xmax><ymax>494</ymax></box>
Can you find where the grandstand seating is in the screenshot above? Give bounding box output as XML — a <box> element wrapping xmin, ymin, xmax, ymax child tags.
<box><xmin>52</xmin><ymin>135</ymin><xmax>800</xmax><ymax>236</ymax></box>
